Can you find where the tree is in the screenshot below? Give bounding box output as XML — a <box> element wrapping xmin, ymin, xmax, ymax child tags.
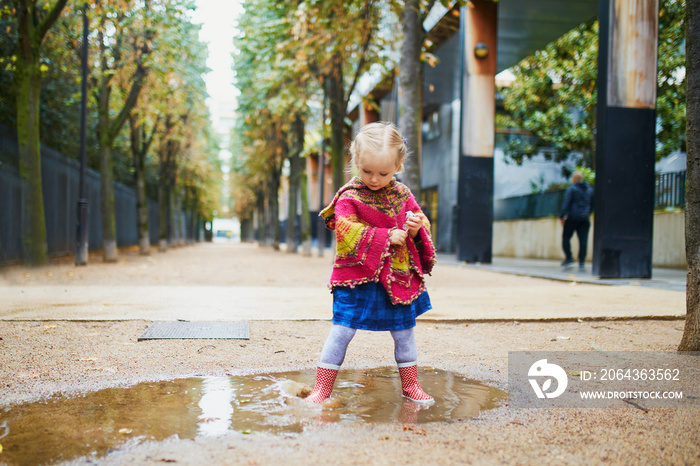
<box><xmin>232</xmin><ymin>0</ymin><xmax>395</xmax><ymax>248</ymax></box>
<box><xmin>233</xmin><ymin>0</ymin><xmax>316</xmax><ymax>247</ymax></box>
<box><xmin>679</xmin><ymin>0</ymin><xmax>700</xmax><ymax>351</ymax></box>
<box><xmin>397</xmin><ymin>0</ymin><xmax>426</xmax><ymax>196</ymax></box>
<box><xmin>499</xmin><ymin>0</ymin><xmax>687</xmax><ymax>174</ymax></box>
<box><xmin>93</xmin><ymin>0</ymin><xmax>153</xmax><ymax>262</ymax></box>
<box><xmin>10</xmin><ymin>0</ymin><xmax>69</xmax><ymax>265</ymax></box>
<box><xmin>129</xmin><ymin>110</ymin><xmax>158</xmax><ymax>255</ymax></box>
<box><xmin>127</xmin><ymin>0</ymin><xmax>208</xmax><ymax>253</ymax></box>
<box><xmin>498</xmin><ymin>20</ymin><xmax>599</xmax><ymax>171</ymax></box>
<box><xmin>293</xmin><ymin>0</ymin><xmax>387</xmax><ymax>190</ymax></box>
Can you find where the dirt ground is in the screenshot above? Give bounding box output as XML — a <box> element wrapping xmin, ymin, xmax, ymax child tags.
<box><xmin>0</xmin><ymin>243</ymin><xmax>698</xmax><ymax>465</ymax></box>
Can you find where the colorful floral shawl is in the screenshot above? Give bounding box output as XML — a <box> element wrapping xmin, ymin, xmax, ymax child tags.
<box><xmin>320</xmin><ymin>177</ymin><xmax>437</xmax><ymax>305</ymax></box>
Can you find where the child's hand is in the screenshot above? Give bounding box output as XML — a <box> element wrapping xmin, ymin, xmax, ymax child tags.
<box><xmin>405</xmin><ymin>212</ymin><xmax>425</xmax><ymax>238</ymax></box>
<box><xmin>390</xmin><ymin>228</ymin><xmax>408</xmax><ymax>246</ymax></box>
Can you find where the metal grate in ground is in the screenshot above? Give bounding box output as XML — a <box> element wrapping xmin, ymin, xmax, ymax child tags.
<box><xmin>138</xmin><ymin>321</ymin><xmax>250</xmax><ymax>341</ymax></box>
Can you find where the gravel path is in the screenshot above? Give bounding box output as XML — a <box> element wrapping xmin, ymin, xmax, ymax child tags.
<box><xmin>0</xmin><ymin>242</ymin><xmax>697</xmax><ymax>465</ymax></box>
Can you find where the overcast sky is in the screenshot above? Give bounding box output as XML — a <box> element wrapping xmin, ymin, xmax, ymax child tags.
<box><xmin>190</xmin><ymin>1</ymin><xmax>243</xmax><ymax>114</ymax></box>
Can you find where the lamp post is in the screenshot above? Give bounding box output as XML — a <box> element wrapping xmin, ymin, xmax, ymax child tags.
<box><xmin>75</xmin><ymin>3</ymin><xmax>89</xmax><ymax>266</ymax></box>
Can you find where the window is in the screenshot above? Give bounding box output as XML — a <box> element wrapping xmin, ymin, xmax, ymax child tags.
<box><xmin>422</xmin><ymin>109</ymin><xmax>440</xmax><ymax>141</ymax></box>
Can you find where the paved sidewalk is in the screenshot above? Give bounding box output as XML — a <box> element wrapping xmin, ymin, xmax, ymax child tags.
<box><xmin>0</xmin><ymin>242</ymin><xmax>686</xmax><ymax>322</ymax></box>
<box><xmin>441</xmin><ymin>255</ymin><xmax>687</xmax><ymax>293</ymax></box>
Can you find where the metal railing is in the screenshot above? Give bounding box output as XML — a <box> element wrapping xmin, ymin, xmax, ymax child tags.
<box><xmin>494</xmin><ymin>190</ymin><xmax>566</xmax><ymax>221</ymax></box>
<box><xmin>495</xmin><ymin>170</ymin><xmax>686</xmax><ymax>221</ymax></box>
<box><xmin>0</xmin><ymin>129</ymin><xmax>197</xmax><ymax>264</ymax></box>
<box><xmin>655</xmin><ymin>170</ymin><xmax>686</xmax><ymax>209</ymax></box>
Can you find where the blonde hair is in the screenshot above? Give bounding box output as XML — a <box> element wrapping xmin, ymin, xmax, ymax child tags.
<box><xmin>349</xmin><ymin>122</ymin><xmax>408</xmax><ymax>174</ymax></box>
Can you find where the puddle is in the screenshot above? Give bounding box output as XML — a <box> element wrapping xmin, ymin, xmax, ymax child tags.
<box><xmin>0</xmin><ymin>368</ymin><xmax>505</xmax><ymax>465</ymax></box>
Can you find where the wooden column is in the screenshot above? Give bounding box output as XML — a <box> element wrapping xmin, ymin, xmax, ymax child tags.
<box><xmin>594</xmin><ymin>0</ymin><xmax>659</xmax><ymax>278</ymax></box>
<box><xmin>456</xmin><ymin>0</ymin><xmax>497</xmax><ymax>262</ymax></box>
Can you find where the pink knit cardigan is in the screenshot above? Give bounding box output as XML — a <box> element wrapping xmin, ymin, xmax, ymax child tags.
<box><xmin>320</xmin><ymin>177</ymin><xmax>437</xmax><ymax>305</ymax></box>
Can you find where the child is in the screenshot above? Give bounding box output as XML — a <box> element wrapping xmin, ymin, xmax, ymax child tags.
<box><xmin>305</xmin><ymin>121</ymin><xmax>437</xmax><ymax>404</ymax></box>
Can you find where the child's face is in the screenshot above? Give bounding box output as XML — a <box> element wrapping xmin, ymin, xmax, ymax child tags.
<box><xmin>358</xmin><ymin>152</ymin><xmax>399</xmax><ymax>191</ymax></box>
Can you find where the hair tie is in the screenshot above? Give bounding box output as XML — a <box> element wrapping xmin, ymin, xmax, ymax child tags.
<box><xmin>403</xmin><ymin>138</ymin><xmax>407</xmax><ymax>143</ymax></box>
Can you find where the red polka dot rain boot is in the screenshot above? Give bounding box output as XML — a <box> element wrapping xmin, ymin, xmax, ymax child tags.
<box><xmin>398</xmin><ymin>363</ymin><xmax>434</xmax><ymax>404</ymax></box>
<box><xmin>305</xmin><ymin>363</ymin><xmax>339</xmax><ymax>403</ymax></box>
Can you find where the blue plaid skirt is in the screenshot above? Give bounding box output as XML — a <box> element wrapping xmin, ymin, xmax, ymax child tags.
<box><xmin>332</xmin><ymin>281</ymin><xmax>432</xmax><ymax>331</ymax></box>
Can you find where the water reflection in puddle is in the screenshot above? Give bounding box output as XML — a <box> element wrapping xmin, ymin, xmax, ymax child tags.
<box><xmin>0</xmin><ymin>368</ymin><xmax>505</xmax><ymax>465</ymax></box>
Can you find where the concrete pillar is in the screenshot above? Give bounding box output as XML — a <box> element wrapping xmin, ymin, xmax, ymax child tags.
<box><xmin>456</xmin><ymin>0</ymin><xmax>497</xmax><ymax>262</ymax></box>
<box><xmin>594</xmin><ymin>0</ymin><xmax>659</xmax><ymax>278</ymax></box>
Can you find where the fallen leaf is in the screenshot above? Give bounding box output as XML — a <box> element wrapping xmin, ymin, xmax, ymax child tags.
<box><xmin>402</xmin><ymin>424</ymin><xmax>426</xmax><ymax>435</ymax></box>
<box><xmin>198</xmin><ymin>417</ymin><xmax>220</xmax><ymax>423</ymax></box>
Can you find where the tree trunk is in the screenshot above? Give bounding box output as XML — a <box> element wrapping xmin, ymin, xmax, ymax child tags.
<box><xmin>294</xmin><ymin>114</ymin><xmax>312</xmax><ymax>256</ymax></box>
<box><xmin>269</xmin><ymin>170</ymin><xmax>281</xmax><ymax>250</ymax></box>
<box><xmin>129</xmin><ymin>116</ymin><xmax>151</xmax><ymax>255</ymax></box>
<box><xmin>15</xmin><ymin>54</ymin><xmax>48</xmax><ymax>266</ymax></box>
<box><xmin>98</xmin><ymin>133</ymin><xmax>118</xmax><ymax>262</ymax></box>
<box><xmin>398</xmin><ymin>0</ymin><xmax>423</xmax><ymax>197</ymax></box>
<box><xmin>256</xmin><ymin>188</ymin><xmax>265</xmax><ymax>246</ymax></box>
<box><xmin>14</xmin><ymin>0</ymin><xmax>69</xmax><ymax>266</ymax></box>
<box><xmin>300</xmin><ymin>164</ymin><xmax>312</xmax><ymax>257</ymax></box>
<box><xmin>286</xmin><ymin>154</ymin><xmax>300</xmax><ymax>253</ymax></box>
<box><xmin>680</xmin><ymin>0</ymin><xmax>700</xmax><ymax>351</ymax></box>
<box><xmin>327</xmin><ymin>57</ymin><xmax>347</xmax><ymax>190</ymax></box>
<box><xmin>286</xmin><ymin>115</ymin><xmax>305</xmax><ymax>253</ymax></box>
<box><xmin>157</xmin><ymin>141</ymin><xmax>169</xmax><ymax>252</ymax></box>
<box><xmin>95</xmin><ymin>4</ymin><xmax>150</xmax><ymax>262</ymax></box>
<box><xmin>167</xmin><ymin>156</ymin><xmax>177</xmax><ymax>248</ymax></box>
<box><xmin>184</xmin><ymin>186</ymin><xmax>193</xmax><ymax>244</ymax></box>
<box><xmin>173</xmin><ymin>186</ymin><xmax>183</xmax><ymax>247</ymax></box>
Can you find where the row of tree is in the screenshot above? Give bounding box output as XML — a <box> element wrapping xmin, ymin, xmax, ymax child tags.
<box><xmin>1</xmin><ymin>0</ymin><xmax>222</xmax><ymax>265</ymax></box>
<box><xmin>230</xmin><ymin>0</ymin><xmax>446</xmax><ymax>251</ymax></box>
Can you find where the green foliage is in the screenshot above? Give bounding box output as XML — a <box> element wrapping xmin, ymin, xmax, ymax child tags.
<box><xmin>231</xmin><ymin>0</ymin><xmax>392</xmax><ymax>219</ymax></box>
<box><xmin>657</xmin><ymin>0</ymin><xmax>687</xmax><ymax>157</ymax></box>
<box><xmin>1</xmin><ymin>0</ymin><xmax>221</xmax><ymax>220</ymax></box>
<box><xmin>499</xmin><ymin>0</ymin><xmax>687</xmax><ymax>170</ymax></box>
<box><xmin>574</xmin><ymin>165</ymin><xmax>596</xmax><ymax>186</ymax></box>
<box><xmin>499</xmin><ymin>19</ymin><xmax>598</xmax><ymax>169</ymax></box>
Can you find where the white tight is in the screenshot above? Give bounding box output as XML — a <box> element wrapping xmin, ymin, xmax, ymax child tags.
<box><xmin>319</xmin><ymin>324</ymin><xmax>418</xmax><ymax>367</ymax></box>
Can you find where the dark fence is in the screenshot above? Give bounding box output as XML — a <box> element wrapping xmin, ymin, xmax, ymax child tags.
<box><xmin>655</xmin><ymin>170</ymin><xmax>686</xmax><ymax>209</ymax></box>
<box><xmin>495</xmin><ymin>171</ymin><xmax>686</xmax><ymax>221</ymax></box>
<box><xmin>494</xmin><ymin>190</ymin><xmax>566</xmax><ymax>221</ymax></box>
<box><xmin>0</xmin><ymin>128</ymin><xmax>193</xmax><ymax>265</ymax></box>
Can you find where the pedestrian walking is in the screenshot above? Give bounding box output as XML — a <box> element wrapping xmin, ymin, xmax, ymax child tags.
<box><xmin>560</xmin><ymin>171</ymin><xmax>594</xmax><ymax>270</ymax></box>
<box><xmin>305</xmin><ymin>122</ymin><xmax>437</xmax><ymax>404</ymax></box>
